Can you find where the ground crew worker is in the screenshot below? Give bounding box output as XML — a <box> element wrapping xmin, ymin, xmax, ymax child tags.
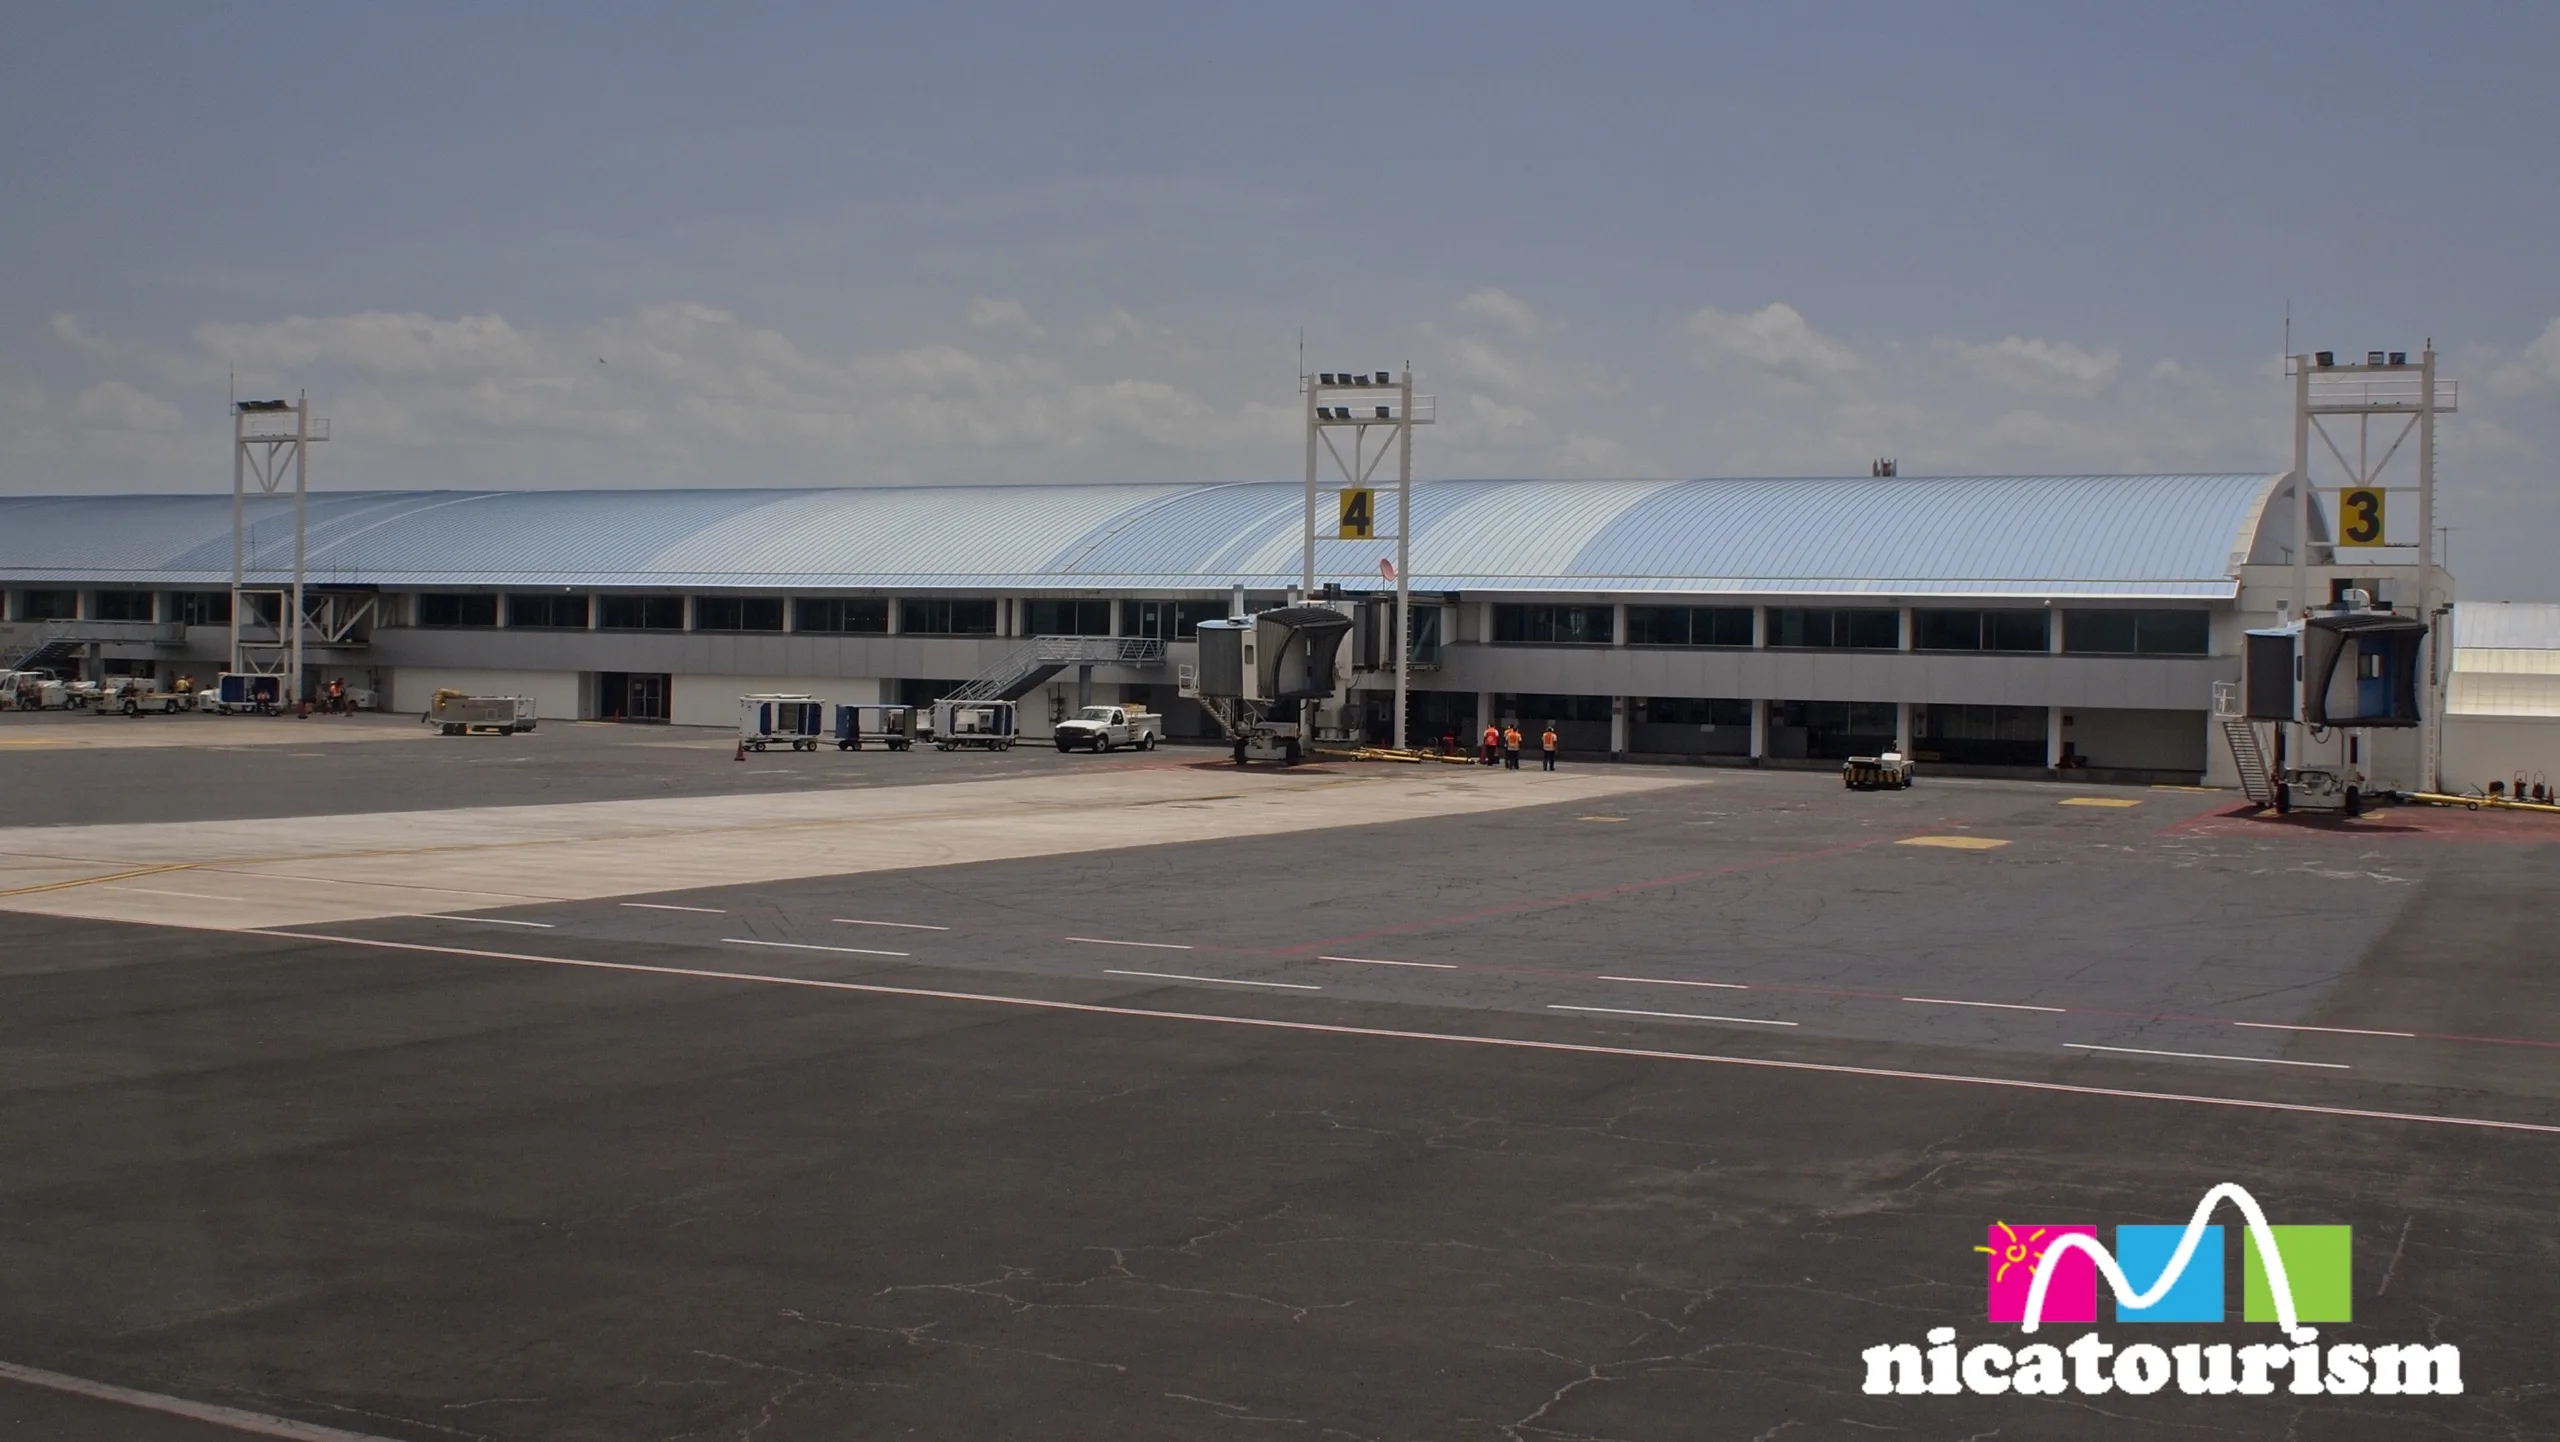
<box><xmin>172</xmin><ymin>675</ymin><xmax>193</xmax><ymax>695</ymax></box>
<box><xmin>326</xmin><ymin>677</ymin><xmax>346</xmax><ymax>714</ymax></box>
<box><xmin>1502</xmin><ymin>723</ymin><xmax>1522</xmax><ymax>769</ymax></box>
<box><xmin>1541</xmin><ymin>724</ymin><xmax>1559</xmax><ymax>771</ymax></box>
<box><xmin>1481</xmin><ymin>723</ymin><xmax>1501</xmax><ymax>766</ymax></box>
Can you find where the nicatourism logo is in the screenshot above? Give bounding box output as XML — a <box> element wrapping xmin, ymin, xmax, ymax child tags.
<box><xmin>1861</xmin><ymin>1184</ymin><xmax>2461</xmax><ymax>1397</ymax></box>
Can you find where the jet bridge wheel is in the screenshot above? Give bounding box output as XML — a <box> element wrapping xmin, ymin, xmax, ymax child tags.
<box><xmin>2273</xmin><ymin>783</ymin><xmax>2291</xmax><ymax>815</ymax></box>
<box><xmin>2344</xmin><ymin>786</ymin><xmax>2362</xmax><ymax>817</ymax></box>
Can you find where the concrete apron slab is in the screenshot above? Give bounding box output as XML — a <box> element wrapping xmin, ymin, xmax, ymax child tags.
<box><xmin>0</xmin><ymin>763</ymin><xmax>1694</xmax><ymax>930</ymax></box>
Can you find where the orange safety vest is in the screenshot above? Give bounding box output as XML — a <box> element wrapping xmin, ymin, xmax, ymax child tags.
<box><xmin>1503</xmin><ymin>727</ymin><xmax>1521</xmax><ymax>749</ymax></box>
<box><xmin>1483</xmin><ymin>726</ymin><xmax>1500</xmax><ymax>747</ymax></box>
<box><xmin>1541</xmin><ymin>729</ymin><xmax>1557</xmax><ymax>750</ymax></box>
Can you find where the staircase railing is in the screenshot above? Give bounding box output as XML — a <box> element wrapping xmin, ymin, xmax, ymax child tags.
<box><xmin>941</xmin><ymin>635</ymin><xmax>1165</xmax><ymax>705</ymax></box>
<box><xmin>2213</xmin><ymin>681</ymin><xmax>2274</xmax><ymax>806</ymax></box>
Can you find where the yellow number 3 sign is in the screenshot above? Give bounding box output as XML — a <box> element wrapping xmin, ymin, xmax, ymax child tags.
<box><xmin>2338</xmin><ymin>487</ymin><xmax>2386</xmax><ymax>548</ymax></box>
<box><xmin>1338</xmin><ymin>488</ymin><xmax>1375</xmax><ymax>539</ymax></box>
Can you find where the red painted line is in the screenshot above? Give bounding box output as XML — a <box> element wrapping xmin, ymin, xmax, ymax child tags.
<box><xmin>240</xmin><ymin>929</ymin><xmax>2560</xmax><ymax>1137</ymax></box>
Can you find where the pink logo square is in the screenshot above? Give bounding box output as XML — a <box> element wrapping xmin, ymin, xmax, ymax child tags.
<box><xmin>1979</xmin><ymin>1222</ymin><xmax>2098</xmax><ymax>1324</ymax></box>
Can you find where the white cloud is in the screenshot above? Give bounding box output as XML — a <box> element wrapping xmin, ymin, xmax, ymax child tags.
<box><xmin>2490</xmin><ymin>315</ymin><xmax>2560</xmax><ymax>397</ymax></box>
<box><xmin>74</xmin><ymin>380</ymin><xmax>184</xmax><ymax>432</ymax></box>
<box><xmin>195</xmin><ymin>311</ymin><xmax>551</xmax><ymax>381</ymax></box>
<box><xmin>1456</xmin><ymin>287</ymin><xmax>1548</xmax><ymax>337</ymax></box>
<box><xmin>964</xmin><ymin>295</ymin><xmax>1044</xmax><ymax>338</ymax></box>
<box><xmin>1684</xmin><ymin>302</ymin><xmax>1861</xmax><ymax>378</ymax></box>
<box><xmin>1946</xmin><ymin>335</ymin><xmax>2121</xmax><ymax>397</ymax></box>
<box><xmin>50</xmin><ymin>313</ymin><xmax>112</xmax><ymax>357</ymax></box>
<box><xmin>1082</xmin><ymin>307</ymin><xmax>1145</xmax><ymax>347</ymax></box>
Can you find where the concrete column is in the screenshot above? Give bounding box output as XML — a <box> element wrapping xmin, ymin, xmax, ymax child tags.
<box><xmin>682</xmin><ymin>595</ymin><xmax>697</xmax><ymax>632</ymax></box>
<box><xmin>1476</xmin><ymin>689</ymin><xmax>1495</xmax><ymax>736</ymax></box>
<box><xmin>1611</xmin><ymin>602</ymin><xmax>1627</xmax><ymax>647</ymax></box>
<box><xmin>1751</xmin><ymin>605</ymin><xmax>1767</xmax><ymax>648</ymax></box>
<box><xmin>1610</xmin><ymin>697</ymin><xmax>1628</xmax><ymax>757</ymax></box>
<box><xmin>780</xmin><ymin>596</ymin><xmax>796</xmax><ymax>633</ymax></box>
<box><xmin>1899</xmin><ymin>605</ymin><xmax>1914</xmax><ymax>652</ymax></box>
<box><xmin>586</xmin><ymin>594</ymin><xmax>600</xmax><ymax>631</ymax></box>
<box><xmin>1077</xmin><ymin>664</ymin><xmax>1094</xmax><ymax>709</ymax></box>
<box><xmin>885</xmin><ymin>597</ymin><xmax>902</xmax><ymax>635</ymax></box>
<box><xmin>1749</xmin><ymin>698</ymin><xmax>1768</xmax><ymax>759</ymax></box>
<box><xmin>1896</xmin><ymin>700</ymin><xmax>1913</xmax><ymax>755</ymax></box>
<box><xmin>1109</xmin><ymin>598</ymin><xmax>1123</xmax><ymax>638</ymax></box>
<box><xmin>2047</xmin><ymin>705</ymin><xmax>2065</xmax><ymax>771</ymax></box>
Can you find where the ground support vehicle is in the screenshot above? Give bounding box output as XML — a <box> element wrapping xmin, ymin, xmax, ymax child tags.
<box><xmin>931</xmin><ymin>699</ymin><xmax>1017</xmax><ymax>751</ymax></box>
<box><xmin>105</xmin><ymin>686</ymin><xmax>200</xmax><ymax>717</ymax></box>
<box><xmin>1843</xmin><ymin>752</ymin><xmax>1914</xmax><ymax>790</ymax></box>
<box><xmin>0</xmin><ymin>670</ymin><xmax>70</xmax><ymax>710</ymax></box>
<box><xmin>423</xmin><ymin>690</ymin><xmax>536</xmax><ymax>736</ymax></box>
<box><xmin>833</xmin><ymin>704</ymin><xmax>915</xmax><ymax>751</ymax></box>
<box><xmin>740</xmin><ymin>694</ymin><xmax>826</xmax><ymax>752</ymax></box>
<box><xmin>211</xmin><ymin>673</ymin><xmax>285</xmax><ymax>716</ymax></box>
<box><xmin>1052</xmin><ymin>705</ymin><xmax>1161</xmax><ymax>753</ymax></box>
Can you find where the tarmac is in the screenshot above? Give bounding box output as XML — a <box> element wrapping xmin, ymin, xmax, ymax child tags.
<box><xmin>2</xmin><ymin>711</ymin><xmax>2555</xmax><ymax>1440</ymax></box>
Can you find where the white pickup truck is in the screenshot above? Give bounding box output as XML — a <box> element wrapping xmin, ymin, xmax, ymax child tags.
<box><xmin>1053</xmin><ymin>705</ymin><xmax>1162</xmax><ymax>753</ymax></box>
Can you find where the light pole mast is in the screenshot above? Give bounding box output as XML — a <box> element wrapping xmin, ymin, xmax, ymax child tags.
<box><xmin>1300</xmin><ymin>367</ymin><xmax>1434</xmax><ymax>748</ymax></box>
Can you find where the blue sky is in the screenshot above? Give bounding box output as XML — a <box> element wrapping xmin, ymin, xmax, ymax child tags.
<box><xmin>5</xmin><ymin>2</ymin><xmax>2555</xmax><ymax>594</ymax></box>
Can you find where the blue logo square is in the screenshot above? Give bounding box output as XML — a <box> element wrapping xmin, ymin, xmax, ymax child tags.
<box><xmin>2113</xmin><ymin>1224</ymin><xmax>2224</xmax><ymax>1323</ymax></box>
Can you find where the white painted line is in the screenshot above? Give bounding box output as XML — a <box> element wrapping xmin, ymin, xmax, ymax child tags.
<box><xmin>1319</xmin><ymin>954</ymin><xmax>1458</xmax><ymax>969</ymax></box>
<box><xmin>409</xmin><ymin>915</ymin><xmax>554</xmax><ymax>929</ymax></box>
<box><xmin>723</xmin><ymin>937</ymin><xmax>909</xmax><ymax>958</ymax></box>
<box><xmin>2065</xmin><ymin>1043</ymin><xmax>2349</xmax><ymax>1070</ymax></box>
<box><xmin>1068</xmin><ymin>936</ymin><xmax>1193</xmax><ymax>950</ymax></box>
<box><xmin>1598</xmin><ymin>974</ymin><xmax>1750</xmax><ymax>991</ymax></box>
<box><xmin>1104</xmin><ymin>969</ymin><xmax>1320</xmax><ymax>991</ymax></box>
<box><xmin>620</xmin><ymin>902</ymin><xmax>726</xmax><ymax>914</ymax></box>
<box><xmin>98</xmin><ymin>885</ymin><xmax>253</xmax><ymax>903</ymax></box>
<box><xmin>0</xmin><ymin>1359</ymin><xmax>402</xmax><ymax>1441</ymax></box>
<box><xmin>1551</xmin><ymin>1004</ymin><xmax>1795</xmax><ymax>1027</ymax></box>
<box><xmin>2231</xmin><ymin>1021</ymin><xmax>2417</xmax><ymax>1039</ymax></box>
<box><xmin>246</xmin><ymin>931</ymin><xmax>2560</xmax><ymax>1136</ymax></box>
<box><xmin>1903</xmin><ymin>996</ymin><xmax>2069</xmax><ymax>1014</ymax></box>
<box><xmin>836</xmin><ymin>918</ymin><xmax>950</xmax><ymax>931</ymax></box>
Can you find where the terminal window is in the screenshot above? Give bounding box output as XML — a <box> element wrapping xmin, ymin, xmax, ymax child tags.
<box><xmin>89</xmin><ymin>591</ymin><xmax>154</xmax><ymax>621</ymax></box>
<box><xmin>900</xmin><ymin>598</ymin><xmax>1000</xmax><ymax>635</ymax></box>
<box><xmin>1491</xmin><ymin>604</ymin><xmax>1614</xmax><ymax>645</ymax></box>
<box><xmin>505</xmin><ymin>593</ymin><xmax>589</xmax><ymax>629</ymax></box>
<box><xmin>1024</xmin><ymin>600</ymin><xmax>1111</xmax><ymax>636</ymax></box>
<box><xmin>792</xmin><ymin>598</ymin><xmax>889</xmax><ymax>634</ymax></box>
<box><xmin>2062</xmin><ymin>609</ymin><xmax>2210</xmax><ymax>655</ymax></box>
<box><xmin>12</xmin><ymin>589</ymin><xmax>78</xmax><ymax>621</ymax></box>
<box><xmin>1915</xmin><ymin>704</ymin><xmax>2048</xmax><ymax>766</ymax></box>
<box><xmin>1914</xmin><ymin>608</ymin><xmax>2049</xmax><ymax>652</ymax></box>
<box><xmin>1767</xmin><ymin>607</ymin><xmax>1899</xmax><ymax>649</ymax></box>
<box><xmin>693</xmin><ymin>596</ymin><xmax>783</xmax><ymax>632</ymax></box>
<box><xmin>1626</xmin><ymin>605</ymin><xmax>1754</xmax><ymax>647</ymax></box>
<box><xmin>416</xmin><ymin>593</ymin><xmax>497</xmax><ymax>628</ymax></box>
<box><xmin>596</xmin><ymin>595</ymin><xmax>685</xmax><ymax>631</ymax></box>
<box><xmin>1123</xmin><ymin>599</ymin><xmax>1233</xmax><ymax>640</ymax></box>
<box><xmin>169</xmin><ymin>592</ymin><xmax>231</xmax><ymax>626</ymax></box>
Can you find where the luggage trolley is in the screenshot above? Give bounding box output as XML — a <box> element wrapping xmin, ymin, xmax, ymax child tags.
<box><xmin>740</xmin><ymin>694</ymin><xmax>826</xmax><ymax>752</ymax></box>
<box><xmin>834</xmin><ymin>703</ymin><xmax>915</xmax><ymax>752</ymax></box>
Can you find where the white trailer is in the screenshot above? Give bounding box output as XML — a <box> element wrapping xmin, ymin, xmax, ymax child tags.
<box><xmin>740</xmin><ymin>694</ymin><xmax>826</xmax><ymax>752</ymax></box>
<box><xmin>931</xmin><ymin>699</ymin><xmax>1018</xmax><ymax>750</ymax></box>
<box><xmin>424</xmin><ymin>690</ymin><xmax>536</xmax><ymax>735</ymax></box>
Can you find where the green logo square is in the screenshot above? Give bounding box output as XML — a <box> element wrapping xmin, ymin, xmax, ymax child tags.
<box><xmin>2244</xmin><ymin>1225</ymin><xmax>2353</xmax><ymax>1323</ymax></box>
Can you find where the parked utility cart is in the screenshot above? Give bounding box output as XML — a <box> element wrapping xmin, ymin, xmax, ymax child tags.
<box><xmin>741</xmin><ymin>694</ymin><xmax>826</xmax><ymax>752</ymax></box>
<box><xmin>931</xmin><ymin>699</ymin><xmax>1017</xmax><ymax>751</ymax></box>
<box><xmin>833</xmin><ymin>703</ymin><xmax>915</xmax><ymax>751</ymax></box>
<box><xmin>424</xmin><ymin>689</ymin><xmax>536</xmax><ymax>735</ymax></box>
<box><xmin>1053</xmin><ymin>705</ymin><xmax>1161</xmax><ymax>753</ymax></box>
<box><xmin>212</xmin><ymin>673</ymin><xmax>285</xmax><ymax>716</ymax></box>
<box><xmin>0</xmin><ymin>670</ymin><xmax>71</xmax><ymax>710</ymax></box>
<box><xmin>1842</xmin><ymin>752</ymin><xmax>1914</xmax><ymax>790</ymax></box>
<box><xmin>104</xmin><ymin>682</ymin><xmax>199</xmax><ymax>716</ymax></box>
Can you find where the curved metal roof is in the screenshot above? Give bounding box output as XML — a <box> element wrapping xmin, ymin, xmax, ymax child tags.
<box><xmin>0</xmin><ymin>474</ymin><xmax>2281</xmax><ymax>599</ymax></box>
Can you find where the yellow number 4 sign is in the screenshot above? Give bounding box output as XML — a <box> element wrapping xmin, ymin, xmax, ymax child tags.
<box><xmin>1338</xmin><ymin>488</ymin><xmax>1375</xmax><ymax>539</ymax></box>
<box><xmin>2339</xmin><ymin>486</ymin><xmax>2386</xmax><ymax>548</ymax></box>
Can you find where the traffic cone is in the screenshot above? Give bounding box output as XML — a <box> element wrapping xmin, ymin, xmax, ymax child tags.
<box><xmin>734</xmin><ymin>737</ymin><xmax>746</xmax><ymax>762</ymax></box>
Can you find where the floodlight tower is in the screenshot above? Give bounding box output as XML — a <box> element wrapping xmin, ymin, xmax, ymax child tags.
<box><xmin>230</xmin><ymin>393</ymin><xmax>329</xmax><ymax>698</ymax></box>
<box><xmin>1302</xmin><ymin>368</ymin><xmax>1434</xmax><ymax>747</ymax></box>
<box><xmin>2286</xmin><ymin>347</ymin><xmax>2458</xmax><ymax>789</ymax></box>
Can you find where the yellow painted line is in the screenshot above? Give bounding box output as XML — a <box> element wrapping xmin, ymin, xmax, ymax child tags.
<box><xmin>0</xmin><ymin>862</ymin><xmax>199</xmax><ymax>898</ymax></box>
<box><xmin>0</xmin><ymin>738</ymin><xmax>73</xmax><ymax>748</ymax></box>
<box><xmin>1897</xmin><ymin>835</ymin><xmax>2009</xmax><ymax>850</ymax></box>
<box><xmin>1579</xmin><ymin>815</ymin><xmax>1630</xmax><ymax>823</ymax></box>
<box><xmin>2059</xmin><ymin>797</ymin><xmax>2142</xmax><ymax>808</ymax></box>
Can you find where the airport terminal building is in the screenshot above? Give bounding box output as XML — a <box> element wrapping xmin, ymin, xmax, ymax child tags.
<box><xmin>1</xmin><ymin>472</ymin><xmax>2404</xmax><ymax>786</ymax></box>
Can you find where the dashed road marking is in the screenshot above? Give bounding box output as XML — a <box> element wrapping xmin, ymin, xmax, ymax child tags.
<box><xmin>1599</xmin><ymin>974</ymin><xmax>1749</xmax><ymax>991</ymax></box>
<box><xmin>1105</xmin><ymin>969</ymin><xmax>1319</xmax><ymax>991</ymax></box>
<box><xmin>1903</xmin><ymin>996</ymin><xmax>2067</xmax><ymax>1013</ymax></box>
<box><xmin>1898</xmin><ymin>835</ymin><xmax>2010</xmax><ymax>850</ymax></box>
<box><xmin>1320</xmin><ymin>955</ymin><xmax>1457</xmax><ymax>969</ymax></box>
<box><xmin>2231</xmin><ymin>1021</ymin><xmax>2416</xmax><ymax>1039</ymax></box>
<box><xmin>621</xmin><ymin>902</ymin><xmax>725</xmax><ymax>914</ymax></box>
<box><xmin>837</xmin><ymin>918</ymin><xmax>950</xmax><ymax>931</ymax></box>
<box><xmin>724</xmin><ymin>937</ymin><xmax>908</xmax><ymax>958</ymax></box>
<box><xmin>2065</xmin><ymin>1043</ymin><xmax>2349</xmax><ymax>1070</ymax></box>
<box><xmin>412</xmin><ymin>915</ymin><xmax>553</xmax><ymax>928</ymax></box>
<box><xmin>1069</xmin><ymin>936</ymin><xmax>1193</xmax><ymax>950</ymax></box>
<box><xmin>1550</xmin><ymin>1004</ymin><xmax>1794</xmax><ymax>1027</ymax></box>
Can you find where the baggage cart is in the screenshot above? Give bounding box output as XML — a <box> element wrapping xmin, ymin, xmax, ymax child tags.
<box><xmin>740</xmin><ymin>694</ymin><xmax>825</xmax><ymax>752</ymax></box>
<box><xmin>424</xmin><ymin>690</ymin><xmax>537</xmax><ymax>735</ymax></box>
<box><xmin>833</xmin><ymin>703</ymin><xmax>915</xmax><ymax>752</ymax></box>
<box><xmin>930</xmin><ymin>699</ymin><xmax>1017</xmax><ymax>751</ymax></box>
